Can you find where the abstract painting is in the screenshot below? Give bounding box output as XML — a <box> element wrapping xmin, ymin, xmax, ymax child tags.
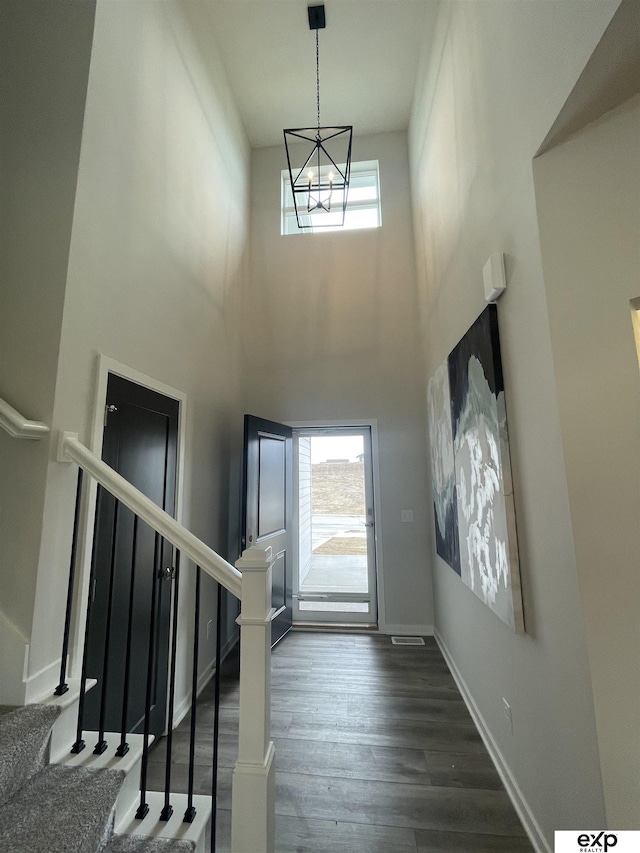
<box><xmin>427</xmin><ymin>361</ymin><xmax>461</xmax><ymax>575</ymax></box>
<box><xmin>428</xmin><ymin>305</ymin><xmax>524</xmax><ymax>632</ymax></box>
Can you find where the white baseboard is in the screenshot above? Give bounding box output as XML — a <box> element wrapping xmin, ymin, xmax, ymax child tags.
<box><xmin>435</xmin><ymin>629</ymin><xmax>551</xmax><ymax>853</ymax></box>
<box><xmin>173</xmin><ymin>633</ymin><xmax>239</xmax><ymax>729</ymax></box>
<box><xmin>173</xmin><ymin>666</ymin><xmax>213</xmax><ymax>729</ymax></box>
<box><xmin>220</xmin><ymin>631</ymin><xmax>239</xmax><ymax>662</ymax></box>
<box><xmin>0</xmin><ymin>610</ymin><xmax>30</xmax><ymax>705</ymax></box>
<box><xmin>24</xmin><ymin>656</ymin><xmax>64</xmax><ymax>704</ymax></box>
<box><xmin>380</xmin><ymin>623</ymin><xmax>434</xmax><ymax>636</ymax></box>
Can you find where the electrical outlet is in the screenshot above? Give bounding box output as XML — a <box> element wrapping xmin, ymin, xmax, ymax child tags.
<box><xmin>207</xmin><ymin>619</ymin><xmax>213</xmax><ymax>639</ymax></box>
<box><xmin>503</xmin><ymin>698</ymin><xmax>513</xmax><ymax>734</ymax></box>
<box><xmin>401</xmin><ymin>509</ymin><xmax>414</xmax><ymax>523</ymax></box>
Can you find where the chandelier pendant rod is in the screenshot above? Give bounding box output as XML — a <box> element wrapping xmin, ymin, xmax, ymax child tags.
<box><xmin>316</xmin><ymin>28</ymin><xmax>321</xmax><ymax>134</ymax></box>
<box><xmin>315</xmin><ymin>27</ymin><xmax>322</xmax><ymax>207</ymax></box>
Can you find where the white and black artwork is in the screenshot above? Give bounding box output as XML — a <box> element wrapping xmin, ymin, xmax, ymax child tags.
<box><xmin>427</xmin><ymin>361</ymin><xmax>461</xmax><ymax>576</ymax></box>
<box><xmin>427</xmin><ymin>305</ymin><xmax>524</xmax><ymax>632</ymax></box>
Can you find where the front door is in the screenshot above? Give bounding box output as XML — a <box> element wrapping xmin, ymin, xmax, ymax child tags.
<box><xmin>84</xmin><ymin>374</ymin><xmax>179</xmax><ymax>740</ymax></box>
<box><xmin>293</xmin><ymin>426</ymin><xmax>378</xmax><ymax>625</ymax></box>
<box><xmin>241</xmin><ymin>415</ymin><xmax>293</xmax><ymax>646</ymax></box>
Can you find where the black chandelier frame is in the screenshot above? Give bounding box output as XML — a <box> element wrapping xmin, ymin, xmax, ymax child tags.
<box><xmin>283</xmin><ymin>5</ymin><xmax>353</xmax><ymax>229</ymax></box>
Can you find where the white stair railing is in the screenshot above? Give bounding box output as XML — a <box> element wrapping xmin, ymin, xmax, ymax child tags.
<box><xmin>1</xmin><ymin>400</ymin><xmax>275</xmax><ymax>853</ymax></box>
<box><xmin>0</xmin><ymin>397</ymin><xmax>49</xmax><ymax>439</ymax></box>
<box><xmin>57</xmin><ymin>431</ymin><xmax>275</xmax><ymax>853</ymax></box>
<box><xmin>232</xmin><ymin>547</ymin><xmax>276</xmax><ymax>852</ymax></box>
<box><xmin>57</xmin><ymin>431</ymin><xmax>243</xmax><ymax>598</ymax></box>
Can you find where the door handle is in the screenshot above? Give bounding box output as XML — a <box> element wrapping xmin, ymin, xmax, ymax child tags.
<box><xmin>160</xmin><ymin>566</ymin><xmax>175</xmax><ymax>580</ymax></box>
<box><xmin>361</xmin><ymin>521</ymin><xmax>374</xmax><ymax>528</ymax></box>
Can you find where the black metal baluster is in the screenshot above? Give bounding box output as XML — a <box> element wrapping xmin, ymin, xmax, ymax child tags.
<box><xmin>72</xmin><ymin>483</ymin><xmax>104</xmax><ymax>754</ymax></box>
<box><xmin>210</xmin><ymin>582</ymin><xmax>223</xmax><ymax>852</ymax></box>
<box><xmin>55</xmin><ymin>468</ymin><xmax>84</xmax><ymax>697</ymax></box>
<box><xmin>94</xmin><ymin>498</ymin><xmax>120</xmax><ymax>755</ymax></box>
<box><xmin>136</xmin><ymin>530</ymin><xmax>162</xmax><ymax>820</ymax></box>
<box><xmin>184</xmin><ymin>566</ymin><xmax>201</xmax><ymax>823</ymax></box>
<box><xmin>160</xmin><ymin>550</ymin><xmax>181</xmax><ymax>821</ymax></box>
<box><xmin>116</xmin><ymin>513</ymin><xmax>140</xmax><ymax>758</ymax></box>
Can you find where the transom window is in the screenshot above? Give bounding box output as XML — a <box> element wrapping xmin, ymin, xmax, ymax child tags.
<box><xmin>281</xmin><ymin>160</ymin><xmax>381</xmax><ymax>235</ymax></box>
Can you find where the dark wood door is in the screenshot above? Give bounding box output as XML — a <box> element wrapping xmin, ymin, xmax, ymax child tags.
<box><xmin>242</xmin><ymin>415</ymin><xmax>293</xmax><ymax>646</ymax></box>
<box><xmin>84</xmin><ymin>374</ymin><xmax>178</xmax><ymax>739</ymax></box>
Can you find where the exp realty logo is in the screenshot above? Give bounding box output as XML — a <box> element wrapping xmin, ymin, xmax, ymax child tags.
<box><xmin>555</xmin><ymin>831</ymin><xmax>640</xmax><ymax>852</ymax></box>
<box><xmin>575</xmin><ymin>833</ymin><xmax>618</xmax><ymax>851</ymax></box>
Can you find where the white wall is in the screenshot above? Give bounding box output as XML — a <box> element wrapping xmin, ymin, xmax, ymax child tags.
<box><xmin>409</xmin><ymin>0</ymin><xmax>620</xmax><ymax>847</ymax></box>
<box><xmin>23</xmin><ymin>0</ymin><xmax>250</xmax><ymax>711</ymax></box>
<box><xmin>0</xmin><ymin>0</ymin><xmax>96</xmax><ymax>702</ymax></box>
<box><xmin>534</xmin><ymin>94</ymin><xmax>640</xmax><ymax>828</ymax></box>
<box><xmin>244</xmin><ymin>131</ymin><xmax>433</xmax><ymax>633</ymax></box>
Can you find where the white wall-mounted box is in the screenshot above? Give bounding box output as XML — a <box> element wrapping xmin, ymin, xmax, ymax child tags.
<box><xmin>483</xmin><ymin>252</ymin><xmax>507</xmax><ymax>302</ymax></box>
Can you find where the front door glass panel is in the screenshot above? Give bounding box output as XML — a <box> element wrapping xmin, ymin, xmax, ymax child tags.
<box><xmin>294</xmin><ymin>427</ymin><xmax>377</xmax><ymax>625</ymax></box>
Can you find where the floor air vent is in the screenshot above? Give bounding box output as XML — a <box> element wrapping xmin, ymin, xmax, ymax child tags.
<box><xmin>391</xmin><ymin>636</ymin><xmax>425</xmax><ymax>646</ymax></box>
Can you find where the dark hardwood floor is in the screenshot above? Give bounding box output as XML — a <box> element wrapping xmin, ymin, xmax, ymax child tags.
<box><xmin>147</xmin><ymin>630</ymin><xmax>534</xmax><ymax>852</ymax></box>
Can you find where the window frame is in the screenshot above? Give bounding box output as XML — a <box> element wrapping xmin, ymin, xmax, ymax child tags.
<box><xmin>281</xmin><ymin>159</ymin><xmax>382</xmax><ymax>236</ymax></box>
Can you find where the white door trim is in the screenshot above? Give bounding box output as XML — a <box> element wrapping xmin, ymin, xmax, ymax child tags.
<box><xmin>90</xmin><ymin>355</ymin><xmax>187</xmax><ymax>523</ymax></box>
<box><xmin>69</xmin><ymin>355</ymin><xmax>187</xmax><ymax>698</ymax></box>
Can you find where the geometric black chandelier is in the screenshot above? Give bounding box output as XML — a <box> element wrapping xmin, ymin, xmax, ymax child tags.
<box><xmin>283</xmin><ymin>4</ymin><xmax>353</xmax><ymax>228</ymax></box>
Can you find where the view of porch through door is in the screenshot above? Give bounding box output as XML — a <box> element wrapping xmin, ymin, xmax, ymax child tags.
<box><xmin>294</xmin><ymin>427</ymin><xmax>377</xmax><ymax>625</ymax></box>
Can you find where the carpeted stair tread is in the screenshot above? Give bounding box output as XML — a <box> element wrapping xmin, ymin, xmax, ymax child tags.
<box><xmin>0</xmin><ymin>764</ymin><xmax>124</xmax><ymax>853</ymax></box>
<box><xmin>103</xmin><ymin>835</ymin><xmax>195</xmax><ymax>852</ymax></box>
<box><xmin>0</xmin><ymin>703</ymin><xmax>60</xmax><ymax>806</ymax></box>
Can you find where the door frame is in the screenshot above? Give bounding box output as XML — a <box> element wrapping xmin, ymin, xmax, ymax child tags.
<box><xmin>69</xmin><ymin>354</ymin><xmax>187</xmax><ymax>734</ymax></box>
<box><xmin>287</xmin><ymin>419</ymin><xmax>386</xmax><ymax>630</ymax></box>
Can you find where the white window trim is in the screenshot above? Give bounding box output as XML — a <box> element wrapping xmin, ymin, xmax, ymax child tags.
<box><xmin>281</xmin><ymin>159</ymin><xmax>382</xmax><ymax>235</ymax></box>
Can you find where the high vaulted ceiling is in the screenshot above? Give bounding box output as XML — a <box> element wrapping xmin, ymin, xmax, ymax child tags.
<box><xmin>204</xmin><ymin>0</ymin><xmax>437</xmax><ymax>148</ymax></box>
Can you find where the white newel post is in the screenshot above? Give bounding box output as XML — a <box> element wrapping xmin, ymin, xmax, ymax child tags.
<box><xmin>231</xmin><ymin>546</ymin><xmax>276</xmax><ymax>853</ymax></box>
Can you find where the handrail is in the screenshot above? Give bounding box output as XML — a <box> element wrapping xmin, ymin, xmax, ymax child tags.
<box><xmin>58</xmin><ymin>431</ymin><xmax>243</xmax><ymax>600</ymax></box>
<box><xmin>0</xmin><ymin>397</ymin><xmax>50</xmax><ymax>440</ymax></box>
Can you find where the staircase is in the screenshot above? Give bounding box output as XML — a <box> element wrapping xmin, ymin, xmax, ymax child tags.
<box><xmin>1</xmin><ymin>397</ymin><xmax>277</xmax><ymax>852</ymax></box>
<box><xmin>0</xmin><ymin>704</ymin><xmax>198</xmax><ymax>853</ymax></box>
